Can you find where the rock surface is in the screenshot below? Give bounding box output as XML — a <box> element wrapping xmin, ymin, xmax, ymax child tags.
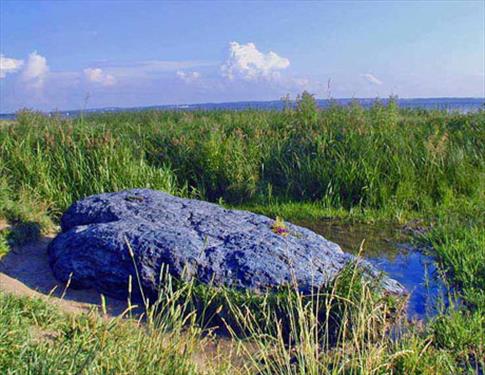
<box><xmin>48</xmin><ymin>189</ymin><xmax>405</xmax><ymax>300</ymax></box>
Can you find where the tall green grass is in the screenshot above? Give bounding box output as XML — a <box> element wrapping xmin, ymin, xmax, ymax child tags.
<box><xmin>1</xmin><ymin>261</ymin><xmax>481</xmax><ymax>374</ymax></box>
<box><xmin>1</xmin><ymin>102</ymin><xmax>483</xmax><ymax>216</ymax></box>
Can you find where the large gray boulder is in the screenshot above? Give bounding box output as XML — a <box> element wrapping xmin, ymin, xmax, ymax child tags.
<box><xmin>48</xmin><ymin>189</ymin><xmax>405</xmax><ymax>300</ymax></box>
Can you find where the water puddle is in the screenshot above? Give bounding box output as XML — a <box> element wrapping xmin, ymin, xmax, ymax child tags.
<box><xmin>295</xmin><ymin>220</ymin><xmax>447</xmax><ymax>319</ymax></box>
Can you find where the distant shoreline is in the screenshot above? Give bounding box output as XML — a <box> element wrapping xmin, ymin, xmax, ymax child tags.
<box><xmin>1</xmin><ymin>97</ymin><xmax>484</xmax><ymax>120</ymax></box>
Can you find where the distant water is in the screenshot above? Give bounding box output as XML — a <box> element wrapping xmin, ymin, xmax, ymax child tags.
<box><xmin>1</xmin><ymin>97</ymin><xmax>484</xmax><ymax>120</ymax></box>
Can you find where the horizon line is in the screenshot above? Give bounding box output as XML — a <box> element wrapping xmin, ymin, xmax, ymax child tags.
<box><xmin>1</xmin><ymin>95</ymin><xmax>484</xmax><ymax>116</ymax></box>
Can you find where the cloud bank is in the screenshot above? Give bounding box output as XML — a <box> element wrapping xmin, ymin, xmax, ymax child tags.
<box><xmin>221</xmin><ymin>42</ymin><xmax>290</xmax><ymax>81</ymax></box>
<box><xmin>0</xmin><ymin>44</ymin><xmax>314</xmax><ymax>112</ymax></box>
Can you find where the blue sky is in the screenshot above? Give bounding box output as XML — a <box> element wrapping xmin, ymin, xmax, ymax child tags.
<box><xmin>1</xmin><ymin>0</ymin><xmax>484</xmax><ymax>112</ymax></box>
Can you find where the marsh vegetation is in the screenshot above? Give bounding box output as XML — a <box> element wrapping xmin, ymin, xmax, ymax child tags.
<box><xmin>0</xmin><ymin>97</ymin><xmax>483</xmax><ymax>373</ymax></box>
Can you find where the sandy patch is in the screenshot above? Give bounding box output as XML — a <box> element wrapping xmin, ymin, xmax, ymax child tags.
<box><xmin>0</xmin><ymin>231</ymin><xmax>129</xmax><ymax>317</ymax></box>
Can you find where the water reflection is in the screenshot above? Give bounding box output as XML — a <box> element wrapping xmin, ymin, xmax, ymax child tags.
<box><xmin>295</xmin><ymin>219</ymin><xmax>446</xmax><ymax>319</ymax></box>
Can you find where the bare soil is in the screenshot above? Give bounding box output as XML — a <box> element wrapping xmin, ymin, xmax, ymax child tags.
<box><xmin>0</xmin><ymin>228</ymin><xmax>128</xmax><ymax>316</ymax></box>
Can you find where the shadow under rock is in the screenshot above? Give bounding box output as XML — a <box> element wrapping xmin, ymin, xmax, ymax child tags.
<box><xmin>0</xmin><ymin>232</ymin><xmax>130</xmax><ymax>317</ymax></box>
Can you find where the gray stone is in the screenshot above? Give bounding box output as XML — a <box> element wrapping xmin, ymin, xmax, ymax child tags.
<box><xmin>48</xmin><ymin>189</ymin><xmax>406</xmax><ymax>300</ymax></box>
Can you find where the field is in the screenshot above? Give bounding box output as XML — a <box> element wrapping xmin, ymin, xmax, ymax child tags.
<box><xmin>0</xmin><ymin>97</ymin><xmax>484</xmax><ymax>374</ymax></box>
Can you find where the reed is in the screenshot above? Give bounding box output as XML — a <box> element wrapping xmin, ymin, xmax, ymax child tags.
<box><xmin>1</xmin><ymin>103</ymin><xmax>483</xmax><ymax>215</ymax></box>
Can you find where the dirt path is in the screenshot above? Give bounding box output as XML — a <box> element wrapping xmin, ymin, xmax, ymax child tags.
<box><xmin>0</xmin><ymin>228</ymin><xmax>128</xmax><ymax>316</ymax></box>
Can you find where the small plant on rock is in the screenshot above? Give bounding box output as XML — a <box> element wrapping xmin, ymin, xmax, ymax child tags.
<box><xmin>271</xmin><ymin>216</ymin><xmax>289</xmax><ymax>237</ymax></box>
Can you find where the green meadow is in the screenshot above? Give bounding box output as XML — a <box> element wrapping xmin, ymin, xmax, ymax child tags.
<box><xmin>0</xmin><ymin>96</ymin><xmax>484</xmax><ymax>374</ymax></box>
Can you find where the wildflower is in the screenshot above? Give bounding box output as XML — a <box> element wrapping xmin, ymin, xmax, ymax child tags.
<box><xmin>272</xmin><ymin>216</ymin><xmax>289</xmax><ymax>237</ymax></box>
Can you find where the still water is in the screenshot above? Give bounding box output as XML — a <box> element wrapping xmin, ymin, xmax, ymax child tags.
<box><xmin>296</xmin><ymin>220</ymin><xmax>448</xmax><ymax>319</ymax></box>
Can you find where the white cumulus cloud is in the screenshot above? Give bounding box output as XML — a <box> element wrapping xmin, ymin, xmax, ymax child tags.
<box><xmin>362</xmin><ymin>73</ymin><xmax>383</xmax><ymax>85</ymax></box>
<box><xmin>176</xmin><ymin>70</ymin><xmax>201</xmax><ymax>83</ymax></box>
<box><xmin>21</xmin><ymin>51</ymin><xmax>49</xmax><ymax>89</ymax></box>
<box><xmin>221</xmin><ymin>42</ymin><xmax>290</xmax><ymax>81</ymax></box>
<box><xmin>84</xmin><ymin>68</ymin><xmax>116</xmax><ymax>86</ymax></box>
<box><xmin>0</xmin><ymin>55</ymin><xmax>24</xmax><ymax>78</ymax></box>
